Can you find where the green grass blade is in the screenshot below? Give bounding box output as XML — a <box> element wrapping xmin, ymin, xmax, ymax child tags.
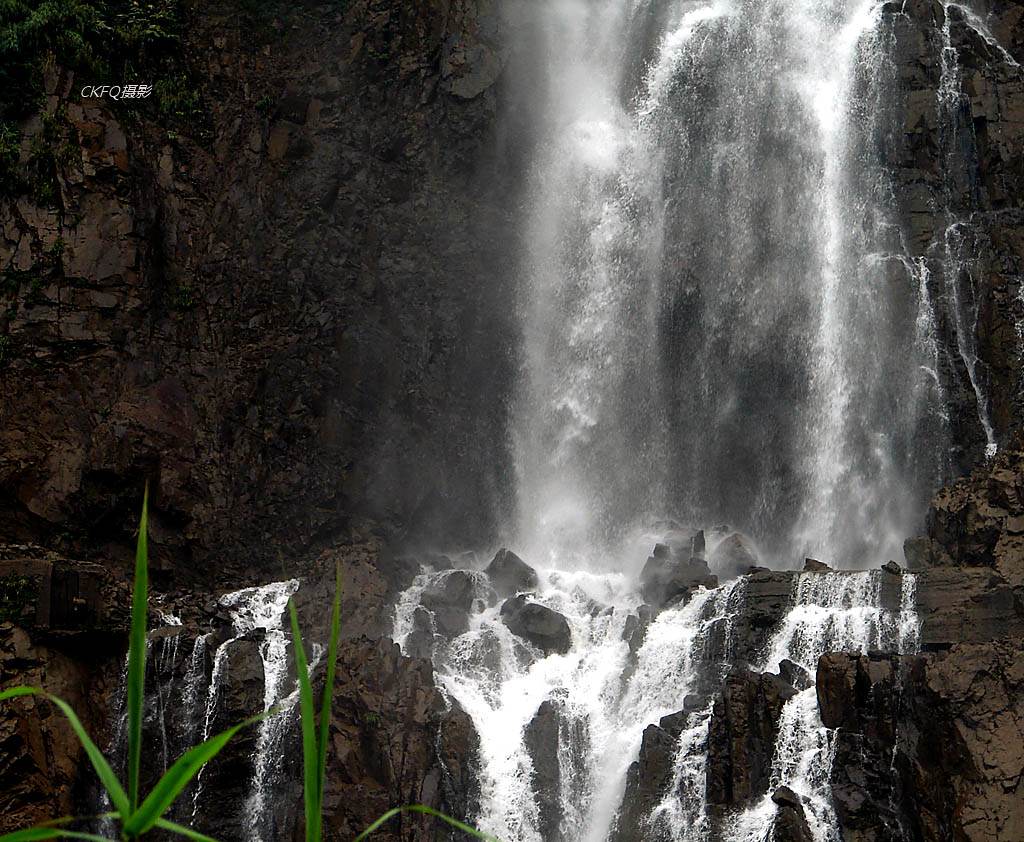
<box><xmin>127</xmin><ymin>485</ymin><xmax>150</xmax><ymax>813</ymax></box>
<box><xmin>352</xmin><ymin>806</ymin><xmax>501</xmax><ymax>842</ymax></box>
<box><xmin>123</xmin><ymin>712</ymin><xmax>270</xmax><ymax>836</ymax></box>
<box><xmin>0</xmin><ymin>827</ymin><xmax>113</xmax><ymax>842</ymax></box>
<box><xmin>315</xmin><ymin>566</ymin><xmax>342</xmax><ymax>808</ymax></box>
<box><xmin>288</xmin><ymin>599</ymin><xmax>318</xmax><ymax>842</ymax></box>
<box><xmin>0</xmin><ymin>688</ymin><xmax>129</xmax><ymax>818</ymax></box>
<box><xmin>153</xmin><ymin>818</ymin><xmax>223</xmax><ymax>842</ymax></box>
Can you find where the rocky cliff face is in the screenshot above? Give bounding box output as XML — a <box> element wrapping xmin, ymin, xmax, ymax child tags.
<box><xmin>1</xmin><ymin>0</ymin><xmax>515</xmax><ymax>589</ymax></box>
<box><xmin>3</xmin><ymin>0</ymin><xmax>1024</xmax><ymax>839</ymax></box>
<box><xmin>888</xmin><ymin>0</ymin><xmax>1024</xmax><ymax>466</ymax></box>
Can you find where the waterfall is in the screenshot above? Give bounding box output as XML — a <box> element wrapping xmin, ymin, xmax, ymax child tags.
<box><xmin>395</xmin><ymin>559</ymin><xmax>921</xmax><ymax>842</ymax></box>
<box><xmin>191</xmin><ymin>580</ymin><xmax>300</xmax><ymax>837</ymax></box>
<box><xmin>394</xmin><ymin>0</ymin><xmax>972</xmax><ymax>836</ymax></box>
<box><xmin>507</xmin><ymin>0</ymin><xmax>948</xmax><ymax>569</ymax></box>
<box><xmin>97</xmin><ymin>581</ymin><xmax>302</xmax><ymax>840</ymax></box>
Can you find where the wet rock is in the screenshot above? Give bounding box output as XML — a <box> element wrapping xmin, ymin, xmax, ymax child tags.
<box><xmin>484</xmin><ymin>548</ymin><xmax>539</xmax><ymax>597</ymax></box>
<box><xmin>321</xmin><ymin>637</ymin><xmax>482</xmax><ymax>842</ymax></box>
<box><xmin>881</xmin><ymin>560</ymin><xmax>902</xmax><ymax>575</ymax></box>
<box><xmin>706</xmin><ymin>667</ymin><xmax>797</xmax><ymax>807</ymax></box>
<box><xmin>621</xmin><ymin>606</ymin><xmax>652</xmax><ymax>655</ymax></box>
<box><xmin>499</xmin><ymin>596</ymin><xmax>571</xmax><ymax>655</ymax></box>
<box><xmin>612</xmin><ymin>722</ymin><xmax>678</xmax><ymax>842</ymax></box>
<box><xmin>914</xmin><ymin>566</ymin><xmax>1024</xmax><ymax>648</ymax></box>
<box><xmin>771</xmin><ymin>785</ymin><xmax>801</xmax><ymax>810</ymax></box>
<box><xmin>778</xmin><ymin>659</ymin><xmax>813</xmax><ymax>691</ymax></box>
<box><xmin>803</xmin><ymin>558</ymin><xmax>831</xmax><ymax>572</ymax></box>
<box><xmin>772</xmin><ymin>788</ymin><xmax>814</xmax><ymax>842</ymax></box>
<box><xmin>639</xmin><ymin>554</ymin><xmax>717</xmax><ymax>609</ymax></box>
<box><xmin>709</xmin><ymin>532</ymin><xmax>761</xmax><ymax>579</ymax></box>
<box><xmin>200</xmin><ymin>635</ymin><xmax>265</xmax><ymax>820</ymax></box>
<box><xmin>729</xmin><ymin>569</ymin><xmax>797</xmax><ymax>655</ymax></box>
<box><xmin>524</xmin><ymin>700</ymin><xmax>562</xmax><ymax>842</ymax></box>
<box><xmin>662</xmin><ymin>528</ymin><xmax>706</xmax><ymax>559</ymax></box>
<box><xmin>813</xmin><ymin>647</ymin><xmax>1024</xmax><ymax>842</ymax></box>
<box><xmin>404</xmin><ymin>606</ymin><xmax>435</xmax><ymax>659</ymax></box>
<box><xmin>420</xmin><ymin>570</ymin><xmax>484</xmax><ymax>637</ymax></box>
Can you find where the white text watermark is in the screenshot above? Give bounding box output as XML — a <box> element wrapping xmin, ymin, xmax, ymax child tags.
<box><xmin>80</xmin><ymin>84</ymin><xmax>154</xmax><ymax>101</ymax></box>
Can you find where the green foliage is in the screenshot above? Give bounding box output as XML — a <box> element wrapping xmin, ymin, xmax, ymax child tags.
<box><xmin>0</xmin><ymin>122</ymin><xmax>22</xmax><ymax>193</ymax></box>
<box><xmin>0</xmin><ymin>487</ymin><xmax>264</xmax><ymax>842</ymax></box>
<box><xmin>353</xmin><ymin>806</ymin><xmax>501</xmax><ymax>842</ymax></box>
<box><xmin>289</xmin><ymin>564</ymin><xmax>342</xmax><ymax>842</ymax></box>
<box><xmin>0</xmin><ymin>0</ymin><xmax>208</xmax><ymax>194</ymax></box>
<box><xmin>0</xmin><ymin>575</ymin><xmax>37</xmax><ymax>622</ymax></box>
<box><xmin>153</xmin><ymin>76</ymin><xmax>203</xmax><ymax>130</ymax></box>
<box><xmin>170</xmin><ymin>284</ymin><xmax>197</xmax><ymax>311</ymax></box>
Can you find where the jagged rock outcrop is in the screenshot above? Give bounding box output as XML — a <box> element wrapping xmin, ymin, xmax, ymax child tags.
<box><xmin>612</xmin><ymin>718</ymin><xmax>681</xmax><ymax>842</ymax></box>
<box><xmin>639</xmin><ymin>551</ymin><xmax>718</xmax><ymax>610</ymax></box>
<box><xmin>771</xmin><ymin>787</ymin><xmax>814</xmax><ymax>842</ymax></box>
<box><xmin>817</xmin><ymin>646</ymin><xmax>1024</xmax><ymax>842</ymax></box>
<box><xmin>320</xmin><ymin>637</ymin><xmax>481</xmax><ymax>842</ymax></box>
<box><xmin>922</xmin><ymin>439</ymin><xmax>1024</xmax><ymax>592</ymax></box>
<box><xmin>484</xmin><ymin>548</ymin><xmax>539</xmax><ymax>598</ymax></box>
<box><xmin>885</xmin><ymin>0</ymin><xmax>1024</xmax><ymax>465</ymax></box>
<box><xmin>709</xmin><ymin>533</ymin><xmax>760</xmax><ymax>579</ymax></box>
<box><xmin>0</xmin><ymin>597</ymin><xmax>124</xmax><ymax>832</ymax></box>
<box><xmin>419</xmin><ymin>570</ymin><xmax>480</xmax><ymax>638</ymax></box>
<box><xmin>706</xmin><ymin>668</ymin><xmax>797</xmax><ymax>808</ymax></box>
<box><xmin>524</xmin><ymin>700</ymin><xmax>564</xmax><ymax>842</ymax></box>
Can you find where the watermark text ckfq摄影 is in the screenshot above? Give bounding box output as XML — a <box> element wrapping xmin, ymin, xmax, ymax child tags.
<box><xmin>80</xmin><ymin>84</ymin><xmax>153</xmax><ymax>101</ymax></box>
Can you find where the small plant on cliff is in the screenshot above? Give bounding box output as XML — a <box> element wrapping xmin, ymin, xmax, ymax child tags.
<box><xmin>0</xmin><ymin>575</ymin><xmax>37</xmax><ymax>623</ymax></box>
<box><xmin>0</xmin><ymin>487</ymin><xmax>266</xmax><ymax>842</ymax></box>
<box><xmin>289</xmin><ymin>569</ymin><xmax>499</xmax><ymax>842</ymax></box>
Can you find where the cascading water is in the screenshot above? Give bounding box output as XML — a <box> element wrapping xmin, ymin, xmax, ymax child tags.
<box><xmin>507</xmin><ymin>0</ymin><xmax>948</xmax><ymax>568</ymax></box>
<box><xmin>395</xmin><ymin>562</ymin><xmax>920</xmax><ymax>842</ymax></box>
<box><xmin>191</xmin><ymin>580</ymin><xmax>301</xmax><ymax>839</ymax></box>
<box><xmin>393</xmin><ymin>0</ymin><xmax>992</xmax><ymax>840</ymax></box>
<box><xmin>926</xmin><ymin>0</ymin><xmax>1024</xmax><ymax>460</ymax></box>
<box><xmin>96</xmin><ymin>582</ymin><xmax>302</xmax><ymax>841</ymax></box>
<box><xmin>716</xmin><ymin>572</ymin><xmax>920</xmax><ymax>842</ymax></box>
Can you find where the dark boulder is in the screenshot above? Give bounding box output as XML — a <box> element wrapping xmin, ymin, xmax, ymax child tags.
<box><xmin>420</xmin><ymin>570</ymin><xmax>489</xmax><ymax>638</ymax></box>
<box><xmin>639</xmin><ymin>554</ymin><xmax>717</xmax><ymax>609</ymax></box>
<box><xmin>778</xmin><ymin>659</ymin><xmax>813</xmax><ymax>691</ymax></box>
<box><xmin>709</xmin><ymin>533</ymin><xmax>761</xmax><ymax>579</ymax></box>
<box><xmin>500</xmin><ymin>596</ymin><xmax>571</xmax><ymax>655</ymax></box>
<box><xmin>772</xmin><ymin>788</ymin><xmax>814</xmax><ymax>842</ymax></box>
<box><xmin>729</xmin><ymin>569</ymin><xmax>797</xmax><ymax>655</ymax></box>
<box><xmin>484</xmin><ymin>549</ymin><xmax>539</xmax><ymax>598</ymax></box>
<box><xmin>803</xmin><ymin>558</ymin><xmax>831</xmax><ymax>572</ymax></box>
<box><xmin>421</xmin><ymin>570</ymin><xmax>476</xmax><ymax>611</ymax></box>
<box><xmin>662</xmin><ymin>528</ymin><xmax>706</xmax><ymax>559</ymax></box>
